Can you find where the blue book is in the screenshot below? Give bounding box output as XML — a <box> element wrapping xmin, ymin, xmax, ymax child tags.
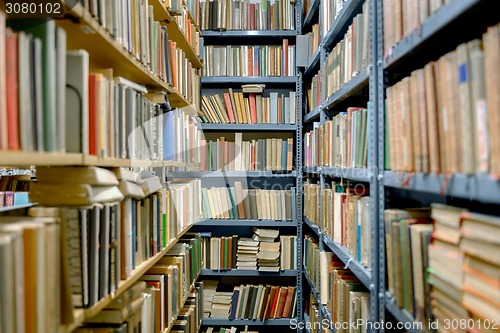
<box><xmin>270</xmin><ymin>92</ymin><xmax>278</xmax><ymax>123</ymax></box>
<box><xmin>229</xmin><ymin>288</ymin><xmax>240</xmax><ymax>320</ymax></box>
<box><xmin>163</xmin><ymin>111</ymin><xmax>175</xmax><ymax>160</ymax></box>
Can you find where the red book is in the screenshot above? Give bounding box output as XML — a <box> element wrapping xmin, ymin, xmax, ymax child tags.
<box><xmin>266</xmin><ymin>286</ymin><xmax>281</xmax><ymax>319</ymax></box>
<box><xmin>282</xmin><ymin>39</ymin><xmax>289</xmax><ymax>76</ymax></box>
<box><xmin>248</xmin><ymin>93</ymin><xmax>257</xmax><ymax>123</ymax></box>
<box><xmin>250</xmin><ymin>4</ymin><xmax>255</xmax><ymax>30</ymax></box>
<box><xmin>5</xmin><ymin>29</ymin><xmax>19</xmax><ymax>150</ymax></box>
<box><xmin>88</xmin><ymin>73</ymin><xmax>98</xmax><ymax>155</ymax></box>
<box><xmin>248</xmin><ymin>48</ymin><xmax>253</xmax><ymax>76</ymax></box>
<box><xmin>274</xmin><ymin>287</ymin><xmax>288</xmax><ymax>318</ymax></box>
<box><xmin>223</xmin><ymin>93</ymin><xmax>236</xmax><ymax>123</ymax></box>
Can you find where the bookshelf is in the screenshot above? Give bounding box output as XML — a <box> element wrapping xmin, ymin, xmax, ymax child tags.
<box><xmin>202</xmin><ymin>30</ymin><xmax>298</xmax><ymax>38</ymax></box>
<box><xmin>198</xmin><ymin>124</ymin><xmax>297</xmax><ymax>131</ymax></box>
<box><xmin>201</xmin><ymin>76</ymin><xmax>298</xmax><ymax>85</ymax></box>
<box><xmin>167</xmin><ymin>171</ymin><xmax>298</xmax><ymax>178</ymax></box>
<box><xmin>195</xmin><ymin>219</ymin><xmax>298</xmax><ymax>228</ymax></box>
<box><xmin>300</xmin><ymin>0</ymin><xmax>378</xmax><ymax>329</ymax></box>
<box><xmin>0</xmin><ymin>0</ymin><xmax>205</xmax><ymax>331</ymax></box>
<box><xmin>201</xmin><ymin>318</ymin><xmax>294</xmax><ymax>326</ymax></box>
<box><xmin>303</xmin><ymin>0</ymin><xmax>320</xmax><ymax>30</ymax></box>
<box><xmin>199</xmin><ymin>269</ymin><xmax>298</xmax><ymax>277</ymax></box>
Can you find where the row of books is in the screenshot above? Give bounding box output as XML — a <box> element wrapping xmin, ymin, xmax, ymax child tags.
<box><xmin>199</xmin><ymin>90</ymin><xmax>297</xmax><ymax>124</ymax></box>
<box><xmin>0</xmin><ymin>173</ymin><xmax>30</xmax><ymax>192</ymax></box>
<box><xmin>305</xmin><ymin>294</ymin><xmax>321</xmax><ymax>333</ymax></box>
<box><xmin>174</xmin><ymin>6</ymin><xmax>204</xmax><ymax>58</ymax></box>
<box><xmin>200</xmin><ymin>231</ymin><xmax>297</xmax><ymax>271</ymax></box>
<box><xmin>0</xmin><ymin>191</ymin><xmax>29</xmax><ymax>207</ymax></box>
<box><xmin>303</xmin><ymin>181</ymin><xmax>371</xmax><ymax>268</ymax></box>
<box><xmin>74</xmin><ymin>239</ymin><xmax>203</xmax><ymax>333</ymax></box>
<box><xmin>321</xmin><ymin>252</ymin><xmax>370</xmax><ymax>333</ymax></box>
<box><xmin>171</xmin><ymin>281</ymin><xmax>204</xmax><ymax>333</ymax></box>
<box><xmin>304</xmin><ymin>235</ymin><xmax>321</xmax><ymax>293</ymax></box>
<box><xmin>201</xmin><ymin>185</ymin><xmax>296</xmax><ymax>220</ymax></box>
<box><xmin>206</xmin><ymin>283</ymin><xmax>297</xmax><ymax>320</ymax></box>
<box><xmin>0</xmin><ymin>18</ymin><xmax>202</xmax><ymax>161</ymax></box>
<box><xmin>80</xmin><ymin>0</ymin><xmax>201</xmax><ymax>80</ymax></box>
<box><xmin>205</xmin><ymin>328</ymin><xmax>259</xmax><ymax>333</ymax></box>
<box><xmin>199</xmin><ymin>136</ymin><xmax>295</xmax><ymax>172</ymax></box>
<box><xmin>385</xmin><ymin>204</ymin><xmax>500</xmax><ymax>328</ymax></box>
<box><xmin>322</xmin><ymin>0</ymin><xmax>348</xmax><ymax>38</ymax></box>
<box><xmin>74</xmin><ymin>281</ymin><xmax>157</xmax><ymax>333</ymax></box>
<box><xmin>203</xmin><ymin>42</ymin><xmax>296</xmax><ymax>77</ymax></box>
<box><xmin>307</xmin><ymin>72</ymin><xmax>322</xmax><ymax>113</ymax></box>
<box><xmin>303</xmin><ymin>24</ymin><xmax>320</xmax><ymax>62</ymax></box>
<box><xmin>385</xmin><ymin>26</ymin><xmax>500</xmax><ymax>174</ymax></box>
<box><xmin>200</xmin><ymin>0</ymin><xmax>296</xmax><ymax>31</ymax></box>
<box><xmin>323</xmin><ymin>1</ymin><xmax>370</xmax><ymax>101</ymax></box>
<box><xmin>304</xmin><ymin>108</ymin><xmax>369</xmax><ymax>168</ymax></box>
<box><xmin>382</xmin><ymin>0</ymin><xmax>446</xmax><ymax>56</ymax></box>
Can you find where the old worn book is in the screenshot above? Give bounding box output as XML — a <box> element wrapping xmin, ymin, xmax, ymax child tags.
<box><xmin>30</xmin><ymin>183</ymin><xmax>124</xmax><ymax>205</ymax></box>
<box><xmin>36</xmin><ymin>166</ymin><xmax>119</xmax><ymax>185</ymax></box>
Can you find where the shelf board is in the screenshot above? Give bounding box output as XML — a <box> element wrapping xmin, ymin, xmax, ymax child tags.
<box><xmin>201</xmin><ymin>318</ymin><xmax>294</xmax><ymax>326</ymax></box>
<box><xmin>0</xmin><ymin>151</ymin><xmax>192</xmax><ymax>168</ymax></box>
<box><xmin>201</xmin><ymin>30</ymin><xmax>297</xmax><ymax>37</ymax></box>
<box><xmin>198</xmin><ymin>123</ymin><xmax>297</xmax><ymax>131</ymax></box>
<box><xmin>200</xmin><ymin>269</ymin><xmax>297</xmax><ymax>277</ymax></box>
<box><xmin>0</xmin><ymin>203</ymin><xmax>36</xmax><ymax>213</ymax></box>
<box><xmin>385</xmin><ymin>292</ymin><xmax>423</xmax><ymax>333</ymax></box>
<box><xmin>303</xmin><ymin>106</ymin><xmax>322</xmax><ymax>123</ymax></box>
<box><xmin>384</xmin><ymin>171</ymin><xmax>500</xmax><ymax>204</ymax></box>
<box><xmin>165</xmin><ymin>19</ymin><xmax>203</xmax><ymax>68</ymax></box>
<box><xmin>304</xmin><ymin>270</ymin><xmax>321</xmax><ymax>304</ymax></box>
<box><xmin>60</xmin><ymin>309</ymin><xmax>85</xmax><ymax>333</ymax></box>
<box><xmin>384</xmin><ymin>0</ymin><xmax>486</xmax><ymax>70</ymax></box>
<box><xmin>195</xmin><ymin>219</ymin><xmax>297</xmax><ymax>227</ymax></box>
<box><xmin>201</xmin><ymin>76</ymin><xmax>298</xmax><ymax>85</ymax></box>
<box><xmin>303</xmin><ymin>0</ymin><xmax>320</xmax><ymax>30</ymax></box>
<box><xmin>304</xmin><ymin>47</ymin><xmax>321</xmax><ymax>77</ymax></box>
<box><xmin>81</xmin><ymin>223</ymin><xmax>194</xmax><ymax>319</ymax></box>
<box><xmin>166</xmin><ymin>171</ymin><xmax>297</xmax><ymax>178</ymax></box>
<box><xmin>302</xmin><ymin>166</ymin><xmax>320</xmax><ymax>175</ymax></box>
<box><xmin>322</xmin><ymin>0</ymin><xmax>364</xmax><ymax>50</ymax></box>
<box><xmin>322</xmin><ymin>235</ymin><xmax>372</xmax><ymax>288</ymax></box>
<box><xmin>0</xmin><ymin>151</ymin><xmax>84</xmax><ymax>167</ymax></box>
<box><xmin>321</xmin><ymin>166</ymin><xmax>371</xmax><ymax>182</ymax></box>
<box><xmin>322</xmin><ymin>67</ymin><xmax>369</xmax><ymax>110</ymax></box>
<box><xmin>303</xmin><ymin>217</ymin><xmax>321</xmax><ymax>238</ymax></box>
<box><xmin>57</xmin><ymin>4</ymin><xmax>193</xmax><ymax>108</ymax></box>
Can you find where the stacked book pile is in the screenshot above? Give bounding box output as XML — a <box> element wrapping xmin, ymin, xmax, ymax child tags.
<box><xmin>210</xmin><ymin>292</ymin><xmax>234</xmax><ymax>318</ymax></box>
<box><xmin>254</xmin><ymin>228</ymin><xmax>280</xmax><ymax>272</ymax></box>
<box><xmin>236</xmin><ymin>237</ymin><xmax>260</xmax><ymax>270</ymax></box>
<box><xmin>203</xmin><ymin>281</ymin><xmax>219</xmax><ymax>318</ymax></box>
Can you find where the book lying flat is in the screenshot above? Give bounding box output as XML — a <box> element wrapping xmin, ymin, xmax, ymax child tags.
<box><xmin>30</xmin><ymin>183</ymin><xmax>124</xmax><ymax>205</ymax></box>
<box><xmin>36</xmin><ymin>166</ymin><xmax>119</xmax><ymax>185</ymax></box>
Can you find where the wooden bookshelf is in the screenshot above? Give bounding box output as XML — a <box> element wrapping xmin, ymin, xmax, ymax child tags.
<box><xmin>57</xmin><ymin>3</ymin><xmax>194</xmax><ymax>108</ymax></box>
<box><xmin>183</xmin><ymin>0</ymin><xmax>201</xmax><ymax>33</ymax></box>
<box><xmin>81</xmin><ymin>223</ymin><xmax>194</xmax><ymax>320</ymax></box>
<box><xmin>0</xmin><ymin>152</ymin><xmax>196</xmax><ymax>168</ymax></box>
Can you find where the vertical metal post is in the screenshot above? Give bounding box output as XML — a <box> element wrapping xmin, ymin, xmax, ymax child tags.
<box><xmin>368</xmin><ymin>0</ymin><xmax>381</xmax><ymax>331</ymax></box>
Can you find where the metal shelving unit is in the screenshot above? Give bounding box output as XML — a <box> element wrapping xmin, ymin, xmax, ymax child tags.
<box><xmin>384</xmin><ymin>293</ymin><xmax>423</xmax><ymax>333</ymax></box>
<box><xmin>198</xmin><ymin>124</ymin><xmax>297</xmax><ymax>131</ymax></box>
<box><xmin>322</xmin><ymin>67</ymin><xmax>370</xmax><ymax>110</ymax></box>
<box><xmin>201</xmin><ymin>77</ymin><xmax>298</xmax><ymax>85</ymax></box>
<box><xmin>303</xmin><ymin>106</ymin><xmax>321</xmax><ymax>123</ymax></box>
<box><xmin>200</xmin><ymin>269</ymin><xmax>298</xmax><ymax>277</ymax></box>
<box><xmin>195</xmin><ymin>219</ymin><xmax>298</xmax><ymax>227</ymax></box>
<box><xmin>322</xmin><ymin>0</ymin><xmax>365</xmax><ymax>50</ymax></box>
<box><xmin>167</xmin><ymin>171</ymin><xmax>298</xmax><ymax>178</ymax></box>
<box><xmin>201</xmin><ymin>318</ymin><xmax>294</xmax><ymax>326</ymax></box>
<box><xmin>0</xmin><ymin>203</ymin><xmax>36</xmax><ymax>213</ymax></box>
<box><xmin>304</xmin><ymin>47</ymin><xmax>321</xmax><ymax>77</ymax></box>
<box><xmin>201</xmin><ymin>30</ymin><xmax>298</xmax><ymax>38</ymax></box>
<box><xmin>303</xmin><ymin>0</ymin><xmax>320</xmax><ymax>30</ymax></box>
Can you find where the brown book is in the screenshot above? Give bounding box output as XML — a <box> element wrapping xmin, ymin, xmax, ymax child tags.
<box><xmin>410</xmin><ymin>71</ymin><xmax>422</xmax><ymax>172</ymax></box>
<box><xmin>274</xmin><ymin>286</ymin><xmax>288</xmax><ymax>318</ymax></box>
<box><xmin>234</xmin><ymin>181</ymin><xmax>246</xmax><ymax>219</ymax></box>
<box><xmin>282</xmin><ymin>286</ymin><xmax>295</xmax><ymax>318</ymax></box>
<box><xmin>107</xmin><ymin>281</ymin><xmax>147</xmax><ymax>309</ymax></box>
<box><xmin>424</xmin><ymin>62</ymin><xmax>441</xmax><ymax>173</ymax></box>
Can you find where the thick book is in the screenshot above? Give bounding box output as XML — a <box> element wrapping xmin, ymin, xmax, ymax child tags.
<box><xmin>30</xmin><ymin>183</ymin><xmax>124</xmax><ymax>206</ymax></box>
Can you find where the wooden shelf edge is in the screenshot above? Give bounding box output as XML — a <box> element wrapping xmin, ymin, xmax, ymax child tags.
<box><xmin>77</xmin><ymin>223</ymin><xmax>194</xmax><ymax>320</ymax></box>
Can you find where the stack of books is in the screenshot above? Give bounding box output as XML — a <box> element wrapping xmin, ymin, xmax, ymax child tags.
<box><xmin>236</xmin><ymin>237</ymin><xmax>260</xmax><ymax>270</ymax></box>
<box><xmin>203</xmin><ymin>280</ymin><xmax>219</xmax><ymax>317</ymax></box>
<box><xmin>307</xmin><ymin>72</ymin><xmax>321</xmax><ymax>113</ymax></box>
<box><xmin>205</xmin><ymin>328</ymin><xmax>259</xmax><ymax>333</ymax></box>
<box><xmin>210</xmin><ymin>292</ymin><xmax>234</xmax><ymax>318</ymax></box>
<box><xmin>254</xmin><ymin>228</ymin><xmax>280</xmax><ymax>272</ymax></box>
<box><xmin>0</xmin><ymin>173</ymin><xmax>31</xmax><ymax>208</ymax></box>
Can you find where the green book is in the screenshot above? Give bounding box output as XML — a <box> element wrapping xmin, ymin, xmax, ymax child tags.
<box><xmin>228</xmin><ymin>187</ymin><xmax>239</xmax><ymax>219</ymax></box>
<box><xmin>223</xmin><ymin>237</ymin><xmax>229</xmax><ymax>270</ymax></box>
<box><xmin>26</xmin><ymin>20</ymin><xmax>57</xmax><ymax>152</ymax></box>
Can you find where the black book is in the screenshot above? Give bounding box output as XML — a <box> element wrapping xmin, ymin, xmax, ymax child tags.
<box><xmin>89</xmin><ymin>205</ymin><xmax>101</xmax><ymax>307</ymax></box>
<box><xmin>99</xmin><ymin>205</ymin><xmax>110</xmax><ymax>298</ymax></box>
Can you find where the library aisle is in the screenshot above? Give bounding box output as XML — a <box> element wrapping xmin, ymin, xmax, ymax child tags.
<box><xmin>0</xmin><ymin>0</ymin><xmax>499</xmax><ymax>333</ymax></box>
